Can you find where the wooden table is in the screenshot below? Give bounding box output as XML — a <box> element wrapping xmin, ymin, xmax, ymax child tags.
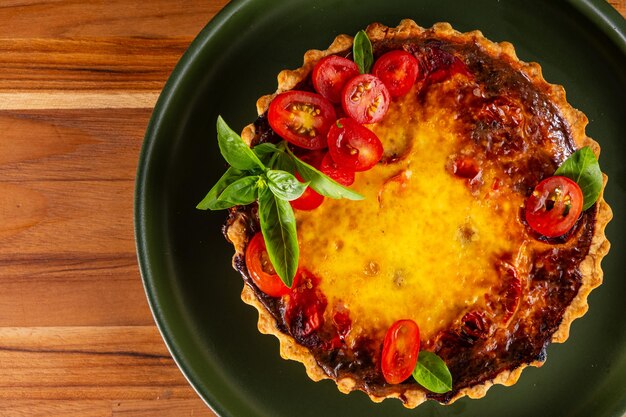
<box><xmin>0</xmin><ymin>1</ymin><xmax>623</xmax><ymax>416</ymax></box>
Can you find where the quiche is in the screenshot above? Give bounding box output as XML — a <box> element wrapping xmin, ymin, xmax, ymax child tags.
<box><xmin>214</xmin><ymin>20</ymin><xmax>611</xmax><ymax>407</ymax></box>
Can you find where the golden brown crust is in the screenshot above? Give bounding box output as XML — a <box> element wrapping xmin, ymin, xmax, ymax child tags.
<box><xmin>232</xmin><ymin>19</ymin><xmax>612</xmax><ymax>408</ymax></box>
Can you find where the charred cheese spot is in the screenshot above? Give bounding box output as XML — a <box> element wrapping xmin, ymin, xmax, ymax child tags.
<box><xmin>296</xmin><ymin>84</ymin><xmax>526</xmax><ymax>343</ymax></box>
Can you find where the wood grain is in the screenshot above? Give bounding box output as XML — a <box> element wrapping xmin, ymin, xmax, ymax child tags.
<box><xmin>0</xmin><ymin>110</ymin><xmax>150</xmax><ymax>326</ymax></box>
<box><xmin>0</xmin><ymin>399</ymin><xmax>214</xmax><ymax>417</ymax></box>
<box><xmin>0</xmin><ymin>0</ymin><xmax>229</xmax><ymax>38</ymax></box>
<box><xmin>0</xmin><ymin>110</ymin><xmax>145</xmax><ymax>181</ymax></box>
<box><xmin>0</xmin><ymin>327</ymin><xmax>214</xmax><ymax>416</ymax></box>
<box><xmin>0</xmin><ymin>92</ymin><xmax>160</xmax><ymax>110</ymax></box>
<box><xmin>0</xmin><ymin>1</ymin><xmax>622</xmax><ymax>416</ymax></box>
<box><xmin>0</xmin><ymin>1</ymin><xmax>223</xmax><ymax>415</ymax></box>
<box><xmin>0</xmin><ymin>38</ymin><xmax>191</xmax><ymax>91</ymax></box>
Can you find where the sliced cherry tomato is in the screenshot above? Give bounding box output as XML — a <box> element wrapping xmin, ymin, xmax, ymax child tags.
<box><xmin>290</xmin><ymin>172</ymin><xmax>324</xmax><ymax>210</ymax></box>
<box><xmin>290</xmin><ymin>152</ymin><xmax>325</xmax><ymax>210</ymax></box>
<box><xmin>381</xmin><ymin>319</ymin><xmax>420</xmax><ymax>384</ymax></box>
<box><xmin>245</xmin><ymin>232</ymin><xmax>292</xmax><ymax>297</ymax></box>
<box><xmin>419</xmin><ymin>44</ymin><xmax>470</xmax><ymax>84</ymax></box>
<box><xmin>285</xmin><ymin>269</ymin><xmax>327</xmax><ymax>341</ymax></box>
<box><xmin>449</xmin><ymin>156</ymin><xmax>480</xmax><ymax>179</ymax></box>
<box><xmin>294</xmin><ymin>148</ymin><xmax>325</xmax><ymax>168</ymax></box>
<box><xmin>501</xmin><ymin>271</ymin><xmax>522</xmax><ymax>322</ymax></box>
<box><xmin>312</xmin><ymin>55</ymin><xmax>360</xmax><ymax>103</ymax></box>
<box><xmin>341</xmin><ymin>74</ymin><xmax>390</xmax><ymax>124</ymax></box>
<box><xmin>268</xmin><ymin>91</ymin><xmax>336</xmax><ymax>149</ymax></box>
<box><xmin>327</xmin><ymin>118</ymin><xmax>383</xmax><ymax>172</ymax></box>
<box><xmin>320</xmin><ymin>152</ymin><xmax>355</xmax><ymax>186</ymax></box>
<box><xmin>372</xmin><ymin>50</ymin><xmax>420</xmax><ymax>97</ymax></box>
<box><xmin>291</xmin><ymin>186</ymin><xmax>324</xmax><ymax>210</ymax></box>
<box><xmin>525</xmin><ymin>176</ymin><xmax>583</xmax><ymax>238</ymax></box>
<box><xmin>460</xmin><ymin>311</ymin><xmax>489</xmax><ymax>342</ymax></box>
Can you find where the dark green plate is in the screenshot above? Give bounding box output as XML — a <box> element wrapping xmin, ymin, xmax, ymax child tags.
<box><xmin>135</xmin><ymin>1</ymin><xmax>626</xmax><ymax>416</ymax></box>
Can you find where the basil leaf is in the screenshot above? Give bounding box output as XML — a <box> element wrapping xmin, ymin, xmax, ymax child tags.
<box><xmin>287</xmin><ymin>148</ymin><xmax>364</xmax><ymax>200</ymax></box>
<box><xmin>208</xmin><ymin>175</ymin><xmax>259</xmax><ymax>210</ymax></box>
<box><xmin>554</xmin><ymin>146</ymin><xmax>603</xmax><ymax>210</ymax></box>
<box><xmin>353</xmin><ymin>30</ymin><xmax>373</xmax><ymax>74</ymax></box>
<box><xmin>412</xmin><ymin>351</ymin><xmax>453</xmax><ymax>394</ymax></box>
<box><xmin>257</xmin><ymin>187</ymin><xmax>299</xmax><ymax>287</ymax></box>
<box><xmin>273</xmin><ymin>150</ymin><xmax>297</xmax><ymax>172</ymax></box>
<box><xmin>267</xmin><ymin>170</ymin><xmax>308</xmax><ymax>201</ymax></box>
<box><xmin>196</xmin><ymin>167</ymin><xmax>246</xmax><ymax>210</ymax></box>
<box><xmin>217</xmin><ymin>116</ymin><xmax>265</xmax><ymax>171</ymax></box>
<box><xmin>253</xmin><ymin>142</ymin><xmax>279</xmax><ymax>165</ymax></box>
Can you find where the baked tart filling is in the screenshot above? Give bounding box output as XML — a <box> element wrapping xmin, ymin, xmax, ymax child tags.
<box><xmin>198</xmin><ymin>20</ymin><xmax>611</xmax><ymax>407</ymax></box>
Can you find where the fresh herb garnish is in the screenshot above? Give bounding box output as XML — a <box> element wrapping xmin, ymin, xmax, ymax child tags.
<box><xmin>216</xmin><ymin>116</ymin><xmax>265</xmax><ymax>171</ymax></box>
<box><xmin>412</xmin><ymin>351</ymin><xmax>453</xmax><ymax>394</ymax></box>
<box><xmin>353</xmin><ymin>30</ymin><xmax>373</xmax><ymax>74</ymax></box>
<box><xmin>257</xmin><ymin>186</ymin><xmax>299</xmax><ymax>287</ymax></box>
<box><xmin>198</xmin><ymin>117</ymin><xmax>364</xmax><ymax>286</ymax></box>
<box><xmin>554</xmin><ymin>146</ymin><xmax>603</xmax><ymax>211</ymax></box>
<box><xmin>196</xmin><ymin>167</ymin><xmax>247</xmax><ymax>210</ymax></box>
<box><xmin>285</xmin><ymin>146</ymin><xmax>364</xmax><ymax>200</ymax></box>
<box><xmin>252</xmin><ymin>142</ymin><xmax>280</xmax><ymax>164</ymax></box>
<box><xmin>208</xmin><ymin>175</ymin><xmax>260</xmax><ymax>210</ymax></box>
<box><xmin>266</xmin><ymin>169</ymin><xmax>308</xmax><ymax>201</ymax></box>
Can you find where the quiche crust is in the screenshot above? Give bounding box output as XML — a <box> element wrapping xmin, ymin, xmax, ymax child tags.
<box><xmin>228</xmin><ymin>20</ymin><xmax>612</xmax><ymax>408</ymax></box>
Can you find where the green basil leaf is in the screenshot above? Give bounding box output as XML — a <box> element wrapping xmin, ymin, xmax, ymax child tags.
<box><xmin>273</xmin><ymin>150</ymin><xmax>297</xmax><ymax>172</ymax></box>
<box><xmin>216</xmin><ymin>116</ymin><xmax>265</xmax><ymax>171</ymax></box>
<box><xmin>353</xmin><ymin>30</ymin><xmax>373</xmax><ymax>74</ymax></box>
<box><xmin>287</xmin><ymin>148</ymin><xmax>364</xmax><ymax>200</ymax></box>
<box><xmin>257</xmin><ymin>187</ymin><xmax>299</xmax><ymax>287</ymax></box>
<box><xmin>253</xmin><ymin>142</ymin><xmax>279</xmax><ymax>165</ymax></box>
<box><xmin>554</xmin><ymin>146</ymin><xmax>603</xmax><ymax>210</ymax></box>
<box><xmin>267</xmin><ymin>170</ymin><xmax>308</xmax><ymax>201</ymax></box>
<box><xmin>196</xmin><ymin>167</ymin><xmax>246</xmax><ymax>210</ymax></box>
<box><xmin>254</xmin><ymin>142</ymin><xmax>297</xmax><ymax>173</ymax></box>
<box><xmin>412</xmin><ymin>351</ymin><xmax>453</xmax><ymax>394</ymax></box>
<box><xmin>207</xmin><ymin>175</ymin><xmax>259</xmax><ymax>210</ymax></box>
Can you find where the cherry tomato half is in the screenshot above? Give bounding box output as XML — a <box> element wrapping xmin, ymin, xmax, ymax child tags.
<box><xmin>320</xmin><ymin>152</ymin><xmax>355</xmax><ymax>186</ymax></box>
<box><xmin>268</xmin><ymin>91</ymin><xmax>336</xmax><ymax>150</ymax></box>
<box><xmin>341</xmin><ymin>74</ymin><xmax>390</xmax><ymax>124</ymax></box>
<box><xmin>372</xmin><ymin>50</ymin><xmax>420</xmax><ymax>98</ymax></box>
<box><xmin>245</xmin><ymin>232</ymin><xmax>292</xmax><ymax>296</ymax></box>
<box><xmin>291</xmin><ymin>186</ymin><xmax>324</xmax><ymax>210</ymax></box>
<box><xmin>290</xmin><ymin>151</ymin><xmax>326</xmax><ymax>210</ymax></box>
<box><xmin>525</xmin><ymin>176</ymin><xmax>583</xmax><ymax>238</ymax></box>
<box><xmin>381</xmin><ymin>319</ymin><xmax>420</xmax><ymax>384</ymax></box>
<box><xmin>327</xmin><ymin>118</ymin><xmax>383</xmax><ymax>172</ymax></box>
<box><xmin>284</xmin><ymin>270</ymin><xmax>326</xmax><ymax>340</ymax></box>
<box><xmin>312</xmin><ymin>55</ymin><xmax>360</xmax><ymax>103</ymax></box>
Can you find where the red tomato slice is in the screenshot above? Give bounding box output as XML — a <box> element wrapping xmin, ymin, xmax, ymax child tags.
<box><xmin>495</xmin><ymin>261</ymin><xmax>522</xmax><ymax>323</ymax></box>
<box><xmin>294</xmin><ymin>148</ymin><xmax>325</xmax><ymax>168</ymax></box>
<box><xmin>284</xmin><ymin>270</ymin><xmax>327</xmax><ymax>340</ymax></box>
<box><xmin>320</xmin><ymin>152</ymin><xmax>355</xmax><ymax>186</ymax></box>
<box><xmin>245</xmin><ymin>232</ymin><xmax>292</xmax><ymax>296</ymax></box>
<box><xmin>341</xmin><ymin>74</ymin><xmax>390</xmax><ymax>124</ymax></box>
<box><xmin>525</xmin><ymin>176</ymin><xmax>583</xmax><ymax>238</ymax></box>
<box><xmin>420</xmin><ymin>44</ymin><xmax>470</xmax><ymax>84</ymax></box>
<box><xmin>381</xmin><ymin>319</ymin><xmax>420</xmax><ymax>384</ymax></box>
<box><xmin>460</xmin><ymin>311</ymin><xmax>489</xmax><ymax>341</ymax></box>
<box><xmin>372</xmin><ymin>50</ymin><xmax>420</xmax><ymax>97</ymax></box>
<box><xmin>290</xmin><ymin>171</ymin><xmax>324</xmax><ymax>211</ymax></box>
<box><xmin>291</xmin><ymin>186</ymin><xmax>324</xmax><ymax>210</ymax></box>
<box><xmin>449</xmin><ymin>156</ymin><xmax>480</xmax><ymax>179</ymax></box>
<box><xmin>312</xmin><ymin>55</ymin><xmax>360</xmax><ymax>103</ymax></box>
<box><xmin>268</xmin><ymin>91</ymin><xmax>336</xmax><ymax>149</ymax></box>
<box><xmin>327</xmin><ymin>118</ymin><xmax>383</xmax><ymax>172</ymax></box>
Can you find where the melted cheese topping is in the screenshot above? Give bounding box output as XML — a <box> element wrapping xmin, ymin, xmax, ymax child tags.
<box><xmin>295</xmin><ymin>84</ymin><xmax>526</xmax><ymax>343</ymax></box>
